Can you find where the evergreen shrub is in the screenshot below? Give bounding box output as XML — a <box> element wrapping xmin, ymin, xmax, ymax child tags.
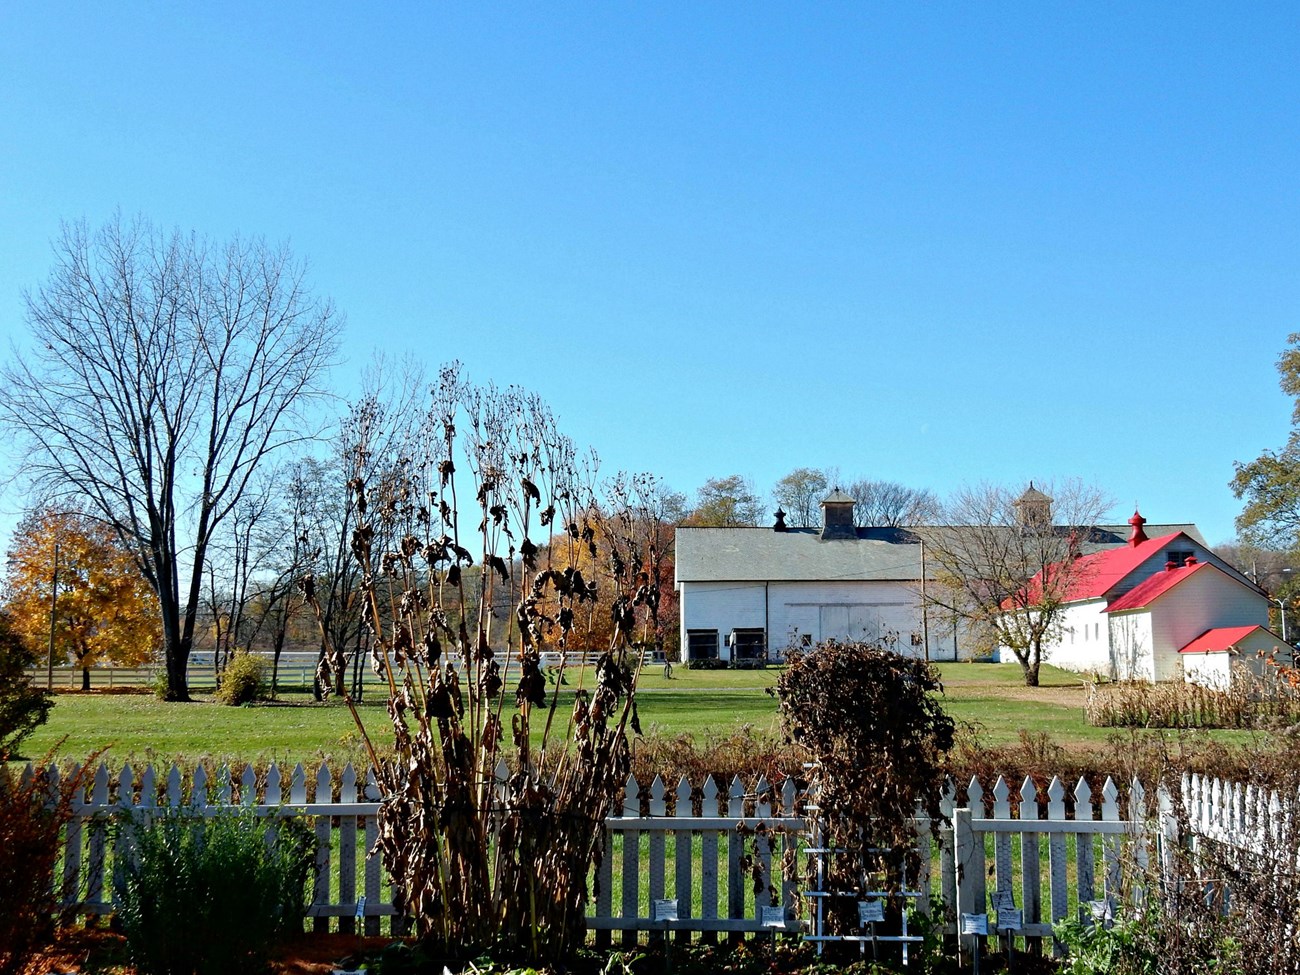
<box><xmin>113</xmin><ymin>804</ymin><xmax>315</xmax><ymax>975</ymax></box>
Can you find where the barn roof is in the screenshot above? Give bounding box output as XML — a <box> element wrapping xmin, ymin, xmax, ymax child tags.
<box><xmin>1179</xmin><ymin>625</ymin><xmax>1284</xmax><ymax>654</ymax></box>
<box><xmin>1105</xmin><ymin>559</ymin><xmax>1213</xmax><ymax>612</ymax></box>
<box><xmin>675</xmin><ymin>522</ymin><xmax>1207</xmax><ymax>584</ymax></box>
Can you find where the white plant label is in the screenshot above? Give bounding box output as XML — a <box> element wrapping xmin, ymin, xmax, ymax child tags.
<box><xmin>997</xmin><ymin>908</ymin><xmax>1023</xmax><ymax>930</ymax></box>
<box><xmin>961</xmin><ymin>913</ymin><xmax>988</xmax><ymax>936</ymax></box>
<box><xmin>858</xmin><ymin>899</ymin><xmax>885</xmax><ymax>925</ymax></box>
<box><xmin>652</xmin><ymin>899</ymin><xmax>679</xmax><ymax>922</ymax></box>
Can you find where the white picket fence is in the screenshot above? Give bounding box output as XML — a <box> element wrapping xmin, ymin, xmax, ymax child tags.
<box><xmin>29</xmin><ymin>761</ymin><xmax>1216</xmax><ymax>946</ymax></box>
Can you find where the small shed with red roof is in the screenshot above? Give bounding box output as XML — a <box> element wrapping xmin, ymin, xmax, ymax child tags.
<box><xmin>1179</xmin><ymin>625</ymin><xmax>1290</xmax><ymax>690</ymax></box>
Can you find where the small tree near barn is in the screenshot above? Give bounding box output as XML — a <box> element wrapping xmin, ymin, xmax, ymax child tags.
<box><xmin>922</xmin><ymin>480</ymin><xmax>1111</xmax><ymax>686</ymax></box>
<box><xmin>776</xmin><ymin>640</ymin><xmax>954</xmax><ymax>948</ymax></box>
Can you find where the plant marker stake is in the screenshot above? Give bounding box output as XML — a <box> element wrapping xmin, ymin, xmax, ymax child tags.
<box><xmin>859</xmin><ymin>898</ymin><xmax>885</xmax><ymax>962</ymax></box>
<box><xmin>961</xmin><ymin>914</ymin><xmax>988</xmax><ymax>975</ymax></box>
<box><xmin>653</xmin><ymin>899</ymin><xmax>677</xmax><ymax>971</ymax></box>
<box><xmin>760</xmin><ymin>904</ymin><xmax>785</xmax><ymax>949</ymax></box>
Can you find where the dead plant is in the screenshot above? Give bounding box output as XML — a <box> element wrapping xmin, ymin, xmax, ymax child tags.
<box><xmin>302</xmin><ymin>365</ymin><xmax>649</xmax><ymax>962</ymax></box>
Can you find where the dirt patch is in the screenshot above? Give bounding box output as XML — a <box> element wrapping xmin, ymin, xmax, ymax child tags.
<box><xmin>990</xmin><ymin>683</ymin><xmax>1089</xmax><ymax>708</ymax></box>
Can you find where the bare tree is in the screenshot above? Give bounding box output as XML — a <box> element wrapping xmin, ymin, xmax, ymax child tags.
<box><xmin>298</xmin><ymin>357</ymin><xmax>428</xmax><ymax>698</ymax></box>
<box><xmin>843</xmin><ymin>478</ymin><xmax>940</xmax><ymax>527</ymax></box>
<box><xmin>920</xmin><ymin>480</ymin><xmax>1111</xmax><ymax>686</ymax></box>
<box><xmin>0</xmin><ymin>217</ymin><xmax>339</xmax><ymax>700</ymax></box>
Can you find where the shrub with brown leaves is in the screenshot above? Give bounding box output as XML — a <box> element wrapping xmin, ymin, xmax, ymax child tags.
<box><xmin>776</xmin><ymin>641</ymin><xmax>954</xmax><ymax>944</ymax></box>
<box><xmin>0</xmin><ymin>757</ymin><xmax>94</xmax><ymax>975</ymax></box>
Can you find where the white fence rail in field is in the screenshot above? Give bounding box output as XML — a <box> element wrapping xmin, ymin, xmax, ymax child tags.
<box><xmin>27</xmin><ymin>761</ymin><xmax>1179</xmax><ymax>946</ymax></box>
<box><xmin>29</xmin><ymin>653</ymin><xmax>610</xmax><ymax>693</ymax></box>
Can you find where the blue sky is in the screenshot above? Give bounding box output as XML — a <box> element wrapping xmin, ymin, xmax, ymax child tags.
<box><xmin>2</xmin><ymin>3</ymin><xmax>1298</xmax><ymax>545</ymax></box>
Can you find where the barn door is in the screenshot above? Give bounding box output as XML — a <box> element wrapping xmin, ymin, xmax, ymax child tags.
<box><xmin>819</xmin><ymin>605</ymin><xmax>849</xmax><ymax>643</ymax></box>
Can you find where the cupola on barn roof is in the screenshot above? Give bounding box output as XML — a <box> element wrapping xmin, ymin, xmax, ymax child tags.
<box><xmin>819</xmin><ymin>488</ymin><xmax>856</xmax><ymax>540</ymax></box>
<box><xmin>1013</xmin><ymin>482</ymin><xmax>1053</xmax><ymax>528</ymax></box>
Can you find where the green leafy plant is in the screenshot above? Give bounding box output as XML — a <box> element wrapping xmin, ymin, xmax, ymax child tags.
<box><xmin>1053</xmin><ymin>914</ymin><xmax>1160</xmax><ymax>975</ymax></box>
<box><xmin>113</xmin><ymin>803</ymin><xmax>315</xmax><ymax>975</ymax></box>
<box><xmin>214</xmin><ymin>649</ymin><xmax>269</xmax><ymax>705</ymax></box>
<box><xmin>148</xmin><ymin>667</ymin><xmax>170</xmax><ymax>701</ymax></box>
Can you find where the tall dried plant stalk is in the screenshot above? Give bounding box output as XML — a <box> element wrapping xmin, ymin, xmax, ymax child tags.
<box><xmin>302</xmin><ymin>364</ymin><xmax>647</xmax><ymax>961</ymax></box>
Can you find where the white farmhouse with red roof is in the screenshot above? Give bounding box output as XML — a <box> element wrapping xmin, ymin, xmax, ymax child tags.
<box><xmin>1027</xmin><ymin>512</ymin><xmax>1280</xmax><ymax>683</ymax></box>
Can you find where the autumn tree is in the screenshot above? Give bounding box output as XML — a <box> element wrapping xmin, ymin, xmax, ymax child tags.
<box><xmin>685</xmin><ymin>474</ymin><xmax>763</xmax><ymax>526</ymax></box>
<box><xmin>0</xmin><ymin>217</ymin><xmax>339</xmax><ymax>700</ymax></box>
<box><xmin>546</xmin><ymin>473</ymin><xmax>684</xmax><ymax>658</ymax></box>
<box><xmin>920</xmin><ymin>480</ymin><xmax>1111</xmax><ymax>686</ymax></box>
<box><xmin>4</xmin><ymin>508</ymin><xmax>161</xmax><ymax>690</ymax></box>
<box><xmin>601</xmin><ymin>472</ymin><xmax>683</xmax><ymax>660</ymax></box>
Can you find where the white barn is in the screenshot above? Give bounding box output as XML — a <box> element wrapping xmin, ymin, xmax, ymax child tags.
<box><xmin>1179</xmin><ymin>625</ymin><xmax>1286</xmax><ymax>689</ymax></box>
<box><xmin>675</xmin><ymin>491</ymin><xmax>1205</xmax><ymax>666</ymax></box>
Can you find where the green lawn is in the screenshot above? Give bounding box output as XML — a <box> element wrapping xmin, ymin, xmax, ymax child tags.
<box><xmin>15</xmin><ymin>660</ymin><xmax>1258</xmax><ymax>768</ymax></box>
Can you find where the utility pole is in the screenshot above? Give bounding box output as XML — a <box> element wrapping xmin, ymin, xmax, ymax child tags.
<box><xmin>46</xmin><ymin>541</ymin><xmax>60</xmax><ymax>691</ymax></box>
<box><xmin>920</xmin><ymin>536</ymin><xmax>931</xmax><ymax>662</ymax></box>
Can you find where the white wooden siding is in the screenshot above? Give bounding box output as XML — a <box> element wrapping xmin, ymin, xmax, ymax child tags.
<box><xmin>768</xmin><ymin>580</ymin><xmax>922</xmax><ymax>657</ymax></box>
<box><xmin>678</xmin><ymin>582</ymin><xmax>767</xmax><ymax>661</ymax></box>
<box><xmin>1146</xmin><ymin>572</ymin><xmax>1266</xmax><ymax>681</ymax></box>
<box><xmin>1109</xmin><ymin>612</ymin><xmax>1155</xmax><ymax>680</ymax></box>
<box><xmin>1042</xmin><ymin>599</ymin><xmax>1111</xmax><ymax>674</ymax></box>
<box><xmin>677</xmin><ymin>579</ymin><xmax>960</xmax><ymax>661</ymax></box>
<box><xmin>1181</xmin><ymin>651</ymin><xmax>1232</xmax><ymax>689</ymax></box>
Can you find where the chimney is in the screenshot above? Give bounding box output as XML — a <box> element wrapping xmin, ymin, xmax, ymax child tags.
<box><xmin>1127</xmin><ymin>510</ymin><xmax>1148</xmax><ymax>547</ymax></box>
<box><xmin>820</xmin><ymin>488</ymin><xmax>857</xmax><ymax>541</ymax></box>
<box><xmin>1184</xmin><ymin>555</ymin><xmax>1198</xmax><ymax>566</ymax></box>
<box><xmin>1165</xmin><ymin>560</ymin><xmax>1178</xmax><ymax>572</ymax></box>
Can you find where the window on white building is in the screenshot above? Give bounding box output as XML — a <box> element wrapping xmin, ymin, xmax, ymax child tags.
<box><xmin>687</xmin><ymin>629</ymin><xmax>719</xmax><ymax>659</ymax></box>
<box><xmin>731</xmin><ymin>628</ymin><xmax>766</xmax><ymax>661</ymax></box>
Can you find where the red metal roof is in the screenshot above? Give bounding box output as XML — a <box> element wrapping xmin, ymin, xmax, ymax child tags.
<box><xmin>1017</xmin><ymin>530</ymin><xmax>1190</xmax><ymax>606</ymax></box>
<box><xmin>1105</xmin><ymin>560</ymin><xmax>1212</xmax><ymax>613</ymax></box>
<box><xmin>1179</xmin><ymin>625</ymin><xmax>1278</xmax><ymax>654</ymax></box>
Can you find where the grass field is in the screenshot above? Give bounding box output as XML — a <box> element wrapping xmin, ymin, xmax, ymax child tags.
<box><xmin>16</xmin><ymin>661</ymin><xmax>1260</xmax><ymax>768</ymax></box>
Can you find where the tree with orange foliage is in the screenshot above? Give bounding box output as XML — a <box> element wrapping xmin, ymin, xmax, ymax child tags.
<box><xmin>3</xmin><ymin>508</ymin><xmax>161</xmax><ymax>690</ymax></box>
<box><xmin>535</xmin><ymin>473</ymin><xmax>682</xmax><ymax>660</ymax></box>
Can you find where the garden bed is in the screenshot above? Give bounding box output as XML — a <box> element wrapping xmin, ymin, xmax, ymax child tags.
<box><xmin>26</xmin><ymin>928</ymin><xmax>397</xmax><ymax>974</ymax></box>
<box><xmin>26</xmin><ymin>928</ymin><xmax>1064</xmax><ymax>975</ymax></box>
